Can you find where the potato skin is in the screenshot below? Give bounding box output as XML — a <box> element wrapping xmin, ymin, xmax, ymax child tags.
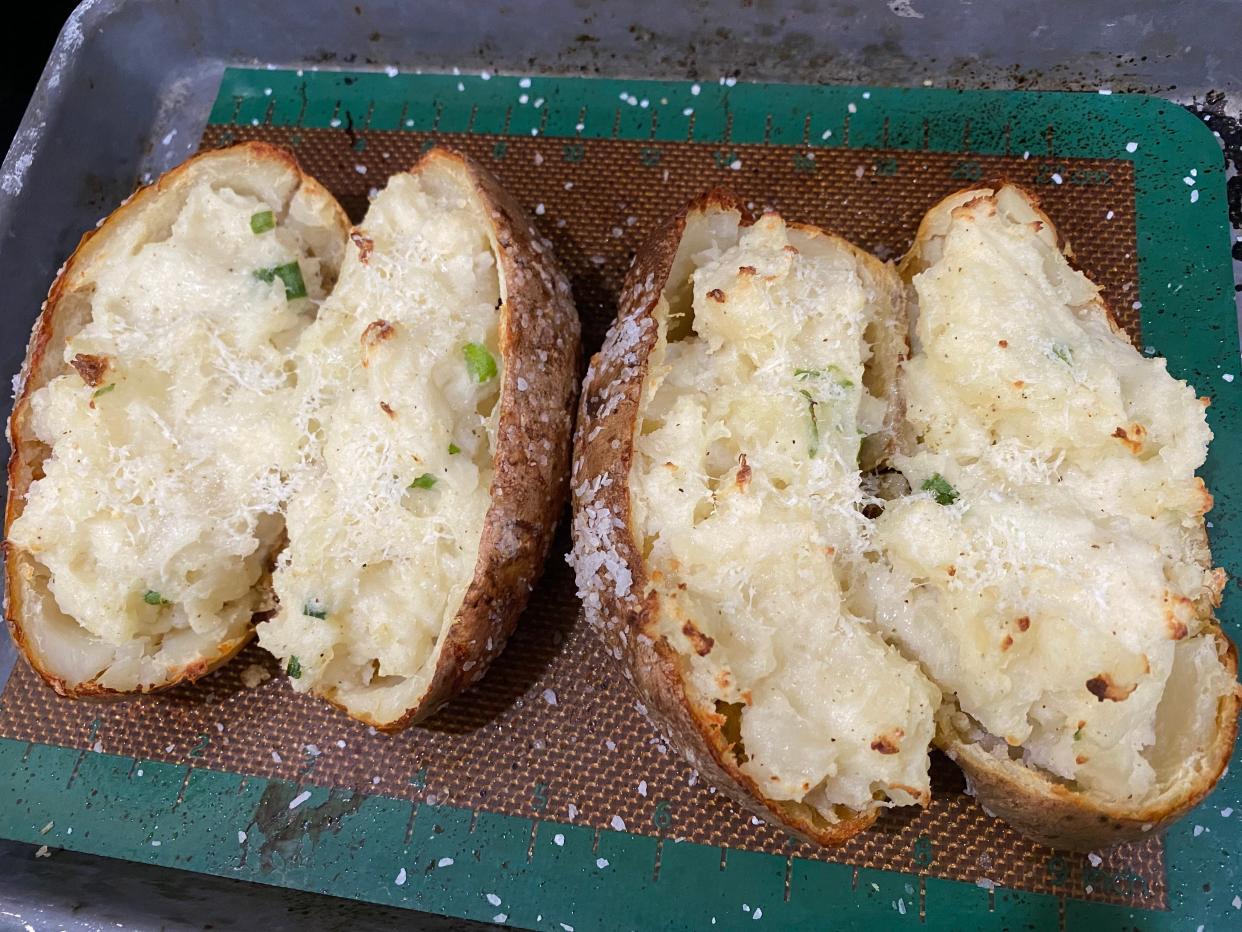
<box><xmin>902</xmin><ymin>183</ymin><xmax>1242</xmax><ymax>850</ymax></box>
<box><xmin>570</xmin><ymin>190</ymin><xmax>877</xmax><ymax>845</ymax></box>
<box><xmin>358</xmin><ymin>148</ymin><xmax>582</xmax><ymax>732</ymax></box>
<box><xmin>4</xmin><ymin>142</ymin><xmax>347</xmax><ymax>699</ymax></box>
<box><xmin>942</xmin><ymin>627</ymin><xmax>1240</xmax><ymax>851</ymax></box>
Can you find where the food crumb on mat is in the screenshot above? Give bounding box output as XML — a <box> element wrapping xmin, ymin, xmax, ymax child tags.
<box><xmin>240</xmin><ymin>664</ymin><xmax>271</xmax><ymax>688</ymax></box>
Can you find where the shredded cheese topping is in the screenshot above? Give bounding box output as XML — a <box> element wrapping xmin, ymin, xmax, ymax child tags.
<box><xmin>9</xmin><ymin>167</ymin><xmax>335</xmax><ymax>690</ymax></box>
<box><xmin>864</xmin><ymin>187</ymin><xmax>1224</xmax><ymax>803</ymax></box>
<box><xmin>257</xmin><ymin>168</ymin><xmax>502</xmax><ymax>726</ymax></box>
<box><xmin>631</xmin><ymin>211</ymin><xmax>939</xmax><ymax>820</ymax></box>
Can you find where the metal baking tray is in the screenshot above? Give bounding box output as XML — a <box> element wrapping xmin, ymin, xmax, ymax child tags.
<box><xmin>2</xmin><ymin>2</ymin><xmax>1240</xmax><ymax>930</ymax></box>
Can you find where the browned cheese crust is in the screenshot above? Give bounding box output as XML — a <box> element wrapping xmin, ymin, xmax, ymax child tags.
<box><xmin>902</xmin><ymin>183</ymin><xmax>1240</xmax><ymax>850</ymax></box>
<box><xmin>4</xmin><ymin>142</ymin><xmax>348</xmax><ymax>698</ymax></box>
<box><xmin>570</xmin><ymin>190</ymin><xmax>886</xmax><ymax>845</ymax></box>
<box><xmin>364</xmin><ymin>147</ymin><xmax>581</xmax><ymax>731</ymax></box>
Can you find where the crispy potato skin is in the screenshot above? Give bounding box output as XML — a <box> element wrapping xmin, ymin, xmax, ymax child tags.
<box><xmin>570</xmin><ymin>190</ymin><xmax>881</xmax><ymax>845</ymax></box>
<box><xmin>360</xmin><ymin>148</ymin><xmax>582</xmax><ymax>732</ymax></box>
<box><xmin>4</xmin><ymin>142</ymin><xmax>346</xmax><ymax>699</ymax></box>
<box><xmin>901</xmin><ymin>183</ymin><xmax>1242</xmax><ymax>850</ymax></box>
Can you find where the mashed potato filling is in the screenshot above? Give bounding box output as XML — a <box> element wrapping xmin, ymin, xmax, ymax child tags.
<box><xmin>257</xmin><ymin>167</ymin><xmax>501</xmax><ymax>726</ymax></box>
<box><xmin>8</xmin><ymin>161</ymin><xmax>339</xmax><ymax>690</ymax></box>
<box><xmin>631</xmin><ymin>211</ymin><xmax>939</xmax><ymax>820</ymax></box>
<box><xmin>865</xmin><ymin>187</ymin><xmax>1225</xmax><ymax>804</ymax></box>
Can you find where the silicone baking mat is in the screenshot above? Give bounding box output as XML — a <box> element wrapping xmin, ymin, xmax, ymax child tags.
<box><xmin>1</xmin><ymin>71</ymin><xmax>1238</xmax><ymax>931</ymax></box>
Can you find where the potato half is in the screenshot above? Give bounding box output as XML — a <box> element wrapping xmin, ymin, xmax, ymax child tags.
<box><xmin>863</xmin><ymin>184</ymin><xmax>1241</xmax><ymax>849</ymax></box>
<box><xmin>255</xmin><ymin>149</ymin><xmax>580</xmax><ymax>730</ymax></box>
<box><xmin>571</xmin><ymin>191</ymin><xmax>939</xmax><ymax>845</ymax></box>
<box><xmin>5</xmin><ymin>142</ymin><xmax>349</xmax><ymax>695</ymax></box>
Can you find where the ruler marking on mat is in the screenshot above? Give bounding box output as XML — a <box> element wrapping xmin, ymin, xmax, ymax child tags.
<box><xmin>403</xmin><ymin>800</ymin><xmax>418</xmax><ymax>845</ymax></box>
<box><xmin>919</xmin><ymin>875</ymin><xmax>927</xmax><ymax>922</ymax></box>
<box><xmin>171</xmin><ymin>767</ymin><xmax>193</xmax><ymax>810</ymax></box>
<box><xmin>652</xmin><ymin>837</ymin><xmax>663</xmax><ymax>882</ymax></box>
<box><xmin>719</xmin><ymin>846</ymin><xmax>728</xmax><ymax>871</ymax></box>
<box><xmin>591</xmin><ymin>825</ymin><xmax>600</xmax><ymax>855</ymax></box>
<box><xmin>467</xmin><ymin>809</ymin><xmax>478</xmax><ymax>834</ymax></box>
<box><xmin>526</xmin><ymin>819</ymin><xmax>539</xmax><ymax>863</ymax></box>
<box><xmin>784</xmin><ymin>855</ymin><xmax>793</xmax><ymax>902</ymax></box>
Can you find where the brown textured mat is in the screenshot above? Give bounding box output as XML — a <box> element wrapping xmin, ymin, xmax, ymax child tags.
<box><xmin>0</xmin><ymin>126</ymin><xmax>1163</xmax><ymax>909</ymax></box>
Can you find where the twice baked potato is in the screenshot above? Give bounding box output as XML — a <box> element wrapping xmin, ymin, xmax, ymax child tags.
<box><xmin>5</xmin><ymin>142</ymin><xmax>350</xmax><ymax>695</ymax></box>
<box><xmin>256</xmin><ymin>148</ymin><xmax>580</xmax><ymax>730</ymax></box>
<box><xmin>570</xmin><ymin>191</ymin><xmax>939</xmax><ymax>845</ymax></box>
<box><xmin>862</xmin><ymin>184</ymin><xmax>1241</xmax><ymax>849</ymax></box>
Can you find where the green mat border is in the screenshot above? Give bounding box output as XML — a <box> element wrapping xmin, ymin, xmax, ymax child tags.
<box><xmin>3</xmin><ymin>69</ymin><xmax>1238</xmax><ymax>930</ymax></box>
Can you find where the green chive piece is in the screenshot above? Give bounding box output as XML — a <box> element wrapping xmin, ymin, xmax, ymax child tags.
<box><xmin>799</xmin><ymin>389</ymin><xmax>819</xmax><ymax>458</ymax></box>
<box><xmin>1073</xmin><ymin>728</ymin><xmax>1084</xmax><ymax>741</ymax></box>
<box><xmin>1051</xmin><ymin>343</ymin><xmax>1073</xmax><ymax>366</ymax></box>
<box><xmin>463</xmin><ymin>342</ymin><xmax>498</xmax><ymax>383</ymax></box>
<box><xmin>302</xmin><ymin>601</ymin><xmax>327</xmax><ymax>620</ymax></box>
<box><xmin>409</xmin><ymin>473</ymin><xmax>438</xmax><ymax>490</ymax></box>
<box><xmin>286</xmin><ymin>656</ymin><xmax>302</xmax><ymax>679</ymax></box>
<box><xmin>794</xmin><ymin>365</ymin><xmax>854</xmax><ymax>388</ymax></box>
<box><xmin>142</xmin><ymin>589</ymin><xmax>168</xmax><ymax>606</ymax></box>
<box><xmin>921</xmin><ymin>473</ymin><xmax>959</xmax><ymax>506</ymax></box>
<box><xmin>250</xmin><ymin>210</ymin><xmax>276</xmax><ymax>234</ymax></box>
<box><xmin>92</xmin><ymin>383</ymin><xmax>116</xmax><ymax>399</ymax></box>
<box><xmin>254</xmin><ymin>261</ymin><xmax>307</xmax><ymax>300</ymax></box>
<box><xmin>447</xmin><ymin>443</ymin><xmax>461</xmax><ymax>455</ymax></box>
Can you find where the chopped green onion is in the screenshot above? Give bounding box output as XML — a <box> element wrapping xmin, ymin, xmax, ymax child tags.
<box><xmin>794</xmin><ymin>365</ymin><xmax>854</xmax><ymax>388</ymax></box>
<box><xmin>92</xmin><ymin>383</ymin><xmax>116</xmax><ymax>399</ymax></box>
<box><xmin>921</xmin><ymin>473</ymin><xmax>959</xmax><ymax>506</ymax></box>
<box><xmin>1051</xmin><ymin>343</ymin><xmax>1073</xmax><ymax>366</ymax></box>
<box><xmin>447</xmin><ymin>443</ymin><xmax>461</xmax><ymax>455</ymax></box>
<box><xmin>254</xmin><ymin>261</ymin><xmax>308</xmax><ymax>300</ymax></box>
<box><xmin>463</xmin><ymin>342</ymin><xmax>498</xmax><ymax>383</ymax></box>
<box><xmin>1073</xmin><ymin>728</ymin><xmax>1084</xmax><ymax>741</ymax></box>
<box><xmin>409</xmin><ymin>473</ymin><xmax>438</xmax><ymax>490</ymax></box>
<box><xmin>142</xmin><ymin>589</ymin><xmax>168</xmax><ymax>606</ymax></box>
<box><xmin>286</xmin><ymin>656</ymin><xmax>302</xmax><ymax>679</ymax></box>
<box><xmin>249</xmin><ymin>210</ymin><xmax>275</xmax><ymax>234</ymax></box>
<box><xmin>302</xmin><ymin>601</ymin><xmax>327</xmax><ymax>620</ymax></box>
<box><xmin>799</xmin><ymin>389</ymin><xmax>820</xmax><ymax>458</ymax></box>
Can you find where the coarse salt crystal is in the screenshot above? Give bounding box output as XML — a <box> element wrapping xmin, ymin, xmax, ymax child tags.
<box><xmin>1191</xmin><ymin>189</ymin><xmax>1200</xmax><ymax>203</ymax></box>
<box><xmin>596</xmin><ymin>857</ymin><xmax>609</xmax><ymax>868</ymax></box>
<box><xmin>638</xmin><ymin>781</ymin><xmax>648</xmax><ymax>797</ymax></box>
<box><xmin>567</xmin><ymin>804</ymin><xmax>578</xmax><ymax>820</ymax></box>
<box><xmin>519</xmin><ymin>77</ymin><xmax>532</xmax><ymax>88</ymax></box>
<box><xmin>1087</xmin><ymin>853</ymin><xmax>1102</xmax><ymax>867</ymax></box>
<box><xmin>1222</xmin><ymin>374</ymin><xmax>1234</xmax><ymax>382</ymax></box>
<box><xmin>611</xmin><ymin>815</ymin><xmax>626</xmax><ymax>831</ymax></box>
<box><xmin>486</xmin><ymin>893</ymin><xmax>502</xmax><ymax>906</ymax></box>
<box><xmin>395</xmin><ymin>867</ymin><xmax>407</xmax><ymax>885</ymax></box>
<box><xmin>1223</xmin><ymin>808</ymin><xmax>1234</xmax><ymax>817</ymax></box>
<box><xmin>237</xmin><ymin>831</ymin><xmax>247</xmax><ymax>844</ymax></box>
<box><xmin>437</xmin><ymin>857</ymin><xmax>454</xmax><ymax>868</ymax></box>
<box><xmin>1126</xmin><ymin>141</ymin><xmax>1138</xmax><ymax>153</ymax></box>
<box><xmin>289</xmin><ymin>791</ymin><xmax>312</xmax><ymax>810</ymax></box>
<box><xmin>691</xmin><ymin>83</ymin><xmax>701</xmax><ymax>95</ymax></box>
<box><xmin>384</xmin><ymin>66</ymin><xmax>398</xmax><ymax>78</ymax></box>
<box><xmin>535</xmin><ymin>203</ymin><xmax>546</xmax><ymax>215</ymax></box>
<box><xmin>543</xmin><ymin>688</ymin><xmax>558</xmax><ymax>705</ymax></box>
<box><xmin>553</xmin><ymin>833</ymin><xmax>565</xmax><ymax>846</ymax></box>
<box><xmin>848</xmin><ymin>102</ymin><xmax>857</xmax><ymax>113</ymax></box>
